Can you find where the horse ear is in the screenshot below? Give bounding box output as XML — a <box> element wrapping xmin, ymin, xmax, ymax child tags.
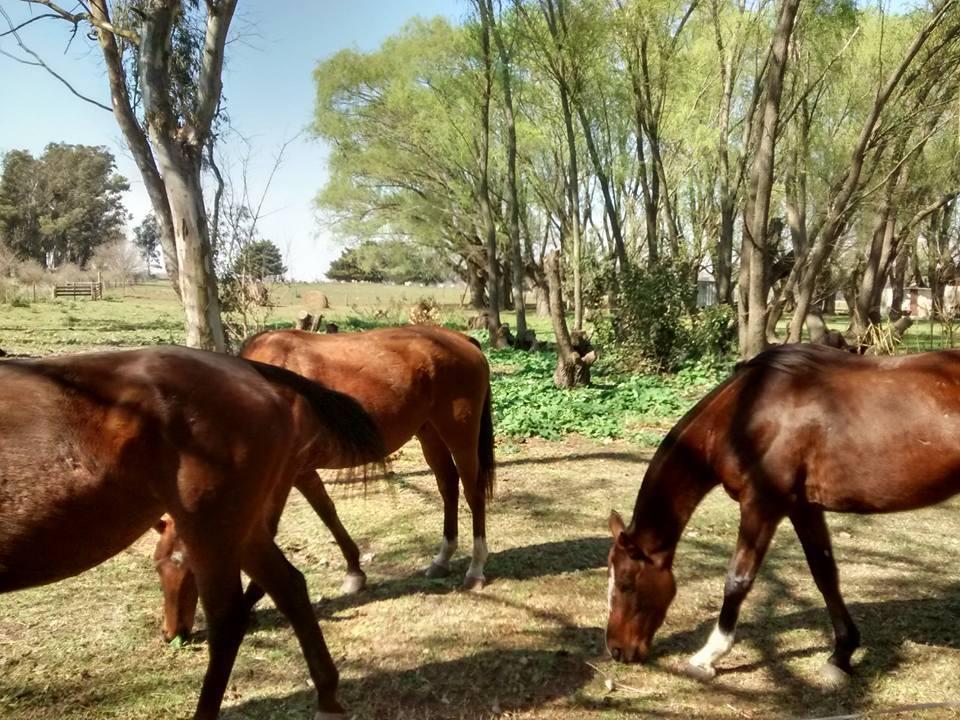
<box><xmin>608</xmin><ymin>510</ymin><xmax>626</xmax><ymax>538</ymax></box>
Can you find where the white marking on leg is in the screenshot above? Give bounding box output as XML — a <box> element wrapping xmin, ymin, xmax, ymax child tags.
<box><xmin>432</xmin><ymin>537</ymin><xmax>457</xmax><ymax>569</ymax></box>
<box><xmin>689</xmin><ymin>624</ymin><xmax>735</xmax><ymax>676</ymax></box>
<box><xmin>465</xmin><ymin>536</ymin><xmax>488</xmax><ymax>580</ymax></box>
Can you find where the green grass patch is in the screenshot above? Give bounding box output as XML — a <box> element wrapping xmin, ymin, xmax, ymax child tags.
<box><xmin>489</xmin><ymin>348</ymin><xmax>731</xmax><ymax>443</ymax></box>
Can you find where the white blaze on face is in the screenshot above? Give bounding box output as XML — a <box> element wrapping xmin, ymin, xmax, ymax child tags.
<box><xmin>607</xmin><ymin>566</ymin><xmax>615</xmax><ymax>613</ymax></box>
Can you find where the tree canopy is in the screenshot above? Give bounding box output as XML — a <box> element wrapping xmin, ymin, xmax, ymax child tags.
<box><xmin>233</xmin><ymin>239</ymin><xmax>287</xmax><ymax>280</ymax></box>
<box><xmin>312</xmin><ymin>0</ymin><xmax>960</xmax><ymax>370</ymax></box>
<box><xmin>327</xmin><ymin>240</ymin><xmax>452</xmax><ymax>284</ymax></box>
<box><xmin>0</xmin><ymin>144</ymin><xmax>129</xmax><ymax>269</ymax></box>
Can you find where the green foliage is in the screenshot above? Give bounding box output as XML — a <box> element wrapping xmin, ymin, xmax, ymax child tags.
<box><xmin>327</xmin><ymin>239</ymin><xmax>450</xmax><ymax>284</ymax></box>
<box><xmin>0</xmin><ymin>144</ymin><xmax>129</xmax><ymax>269</ymax></box>
<box><xmin>133</xmin><ymin>214</ymin><xmax>161</xmax><ymax>274</ymax></box>
<box><xmin>489</xmin><ymin>347</ymin><xmax>729</xmax><ymax>442</ymax></box>
<box><xmin>593</xmin><ymin>259</ymin><xmax>694</xmax><ymax>372</ymax></box>
<box><xmin>232</xmin><ymin>239</ymin><xmax>287</xmax><ymax>280</ymax></box>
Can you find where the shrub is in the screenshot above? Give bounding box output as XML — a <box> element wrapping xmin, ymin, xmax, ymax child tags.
<box><xmin>594</xmin><ymin>259</ymin><xmax>694</xmax><ymax>372</ymax></box>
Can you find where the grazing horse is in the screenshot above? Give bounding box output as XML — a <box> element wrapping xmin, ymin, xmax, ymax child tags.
<box><xmin>154</xmin><ymin>325</ymin><xmax>495</xmax><ymax>639</ymax></box>
<box><xmin>0</xmin><ymin>346</ymin><xmax>384</xmax><ymax>720</ymax></box>
<box><xmin>606</xmin><ymin>343</ymin><xmax>960</xmax><ymax>682</ymax></box>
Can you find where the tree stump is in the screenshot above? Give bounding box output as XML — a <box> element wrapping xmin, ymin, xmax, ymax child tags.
<box><xmin>296</xmin><ymin>311</ymin><xmax>314</xmax><ymax>331</ymax></box>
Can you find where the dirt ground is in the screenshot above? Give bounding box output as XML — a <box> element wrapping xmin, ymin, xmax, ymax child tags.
<box><xmin>2</xmin><ymin>435</ymin><xmax>960</xmax><ymax>720</ymax></box>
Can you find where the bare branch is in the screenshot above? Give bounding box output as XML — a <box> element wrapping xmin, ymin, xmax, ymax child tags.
<box><xmin>0</xmin><ymin>5</ymin><xmax>112</xmax><ymax>111</ymax></box>
<box><xmin>19</xmin><ymin>0</ymin><xmax>140</xmax><ymax>42</ymax></box>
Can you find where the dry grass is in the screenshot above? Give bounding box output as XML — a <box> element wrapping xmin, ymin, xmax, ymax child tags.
<box><xmin>2</xmin><ymin>436</ymin><xmax>960</xmax><ymax>720</ymax></box>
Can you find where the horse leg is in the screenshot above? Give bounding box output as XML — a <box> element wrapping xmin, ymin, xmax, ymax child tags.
<box><xmin>188</xmin><ymin>556</ymin><xmax>248</xmax><ymax>720</ymax></box>
<box><xmin>242</xmin><ymin>484</ymin><xmax>292</xmax><ymax>614</ymax></box>
<box><xmin>789</xmin><ymin>504</ymin><xmax>860</xmax><ymax>681</ymax></box>
<box><xmin>298</xmin><ymin>470</ymin><xmax>366</xmax><ymax>594</ymax></box>
<box><xmin>417</xmin><ymin>425</ymin><xmax>460</xmax><ymax>579</ymax></box>
<box><xmin>243</xmin><ymin>539</ymin><xmax>346</xmax><ymax>719</ymax></box>
<box><xmin>446</xmin><ymin>432</ymin><xmax>487</xmax><ymax>591</ymax></box>
<box><xmin>687</xmin><ymin>499</ymin><xmax>783</xmax><ymax>681</ymax></box>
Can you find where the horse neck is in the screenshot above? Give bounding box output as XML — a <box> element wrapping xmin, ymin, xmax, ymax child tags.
<box><xmin>628</xmin><ymin>424</ymin><xmax>720</xmax><ymax>563</ymax></box>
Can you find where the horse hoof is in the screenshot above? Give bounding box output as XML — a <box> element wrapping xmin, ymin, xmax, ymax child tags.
<box><xmin>340</xmin><ymin>573</ymin><xmax>366</xmax><ymax>595</ymax></box>
<box><xmin>462</xmin><ymin>575</ymin><xmax>486</xmax><ymax>591</ymax></box>
<box><xmin>425</xmin><ymin>562</ymin><xmax>451</xmax><ymax>579</ymax></box>
<box><xmin>820</xmin><ymin>662</ymin><xmax>851</xmax><ymax>689</ymax></box>
<box><xmin>684</xmin><ymin>661</ymin><xmax>717</xmax><ymax>682</ymax></box>
<box><xmin>314</xmin><ymin>712</ymin><xmax>349</xmax><ymax>720</ymax></box>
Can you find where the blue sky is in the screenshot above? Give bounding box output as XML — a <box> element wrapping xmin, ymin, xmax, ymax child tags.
<box><xmin>0</xmin><ymin>1</ymin><xmax>464</xmax><ymax>280</ymax></box>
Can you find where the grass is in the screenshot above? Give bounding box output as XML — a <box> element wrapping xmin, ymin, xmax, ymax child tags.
<box><xmin>2</xmin><ymin>437</ymin><xmax>960</xmax><ymax>719</ymax></box>
<box><xmin>2</xmin><ymin>284</ymin><xmax>960</xmax><ymax>719</ymax></box>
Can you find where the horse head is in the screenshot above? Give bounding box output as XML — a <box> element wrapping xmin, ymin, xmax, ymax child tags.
<box><xmin>605</xmin><ymin>510</ymin><xmax>676</xmax><ymax>663</ymax></box>
<box><xmin>152</xmin><ymin>515</ymin><xmax>198</xmax><ymax>643</ymax></box>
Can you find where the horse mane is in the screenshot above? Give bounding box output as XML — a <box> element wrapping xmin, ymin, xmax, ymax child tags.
<box><xmin>734</xmin><ymin>343</ymin><xmax>856</xmax><ymax>377</ymax></box>
<box><xmin>244</xmin><ymin>359</ymin><xmax>386</xmax><ymax>472</ymax></box>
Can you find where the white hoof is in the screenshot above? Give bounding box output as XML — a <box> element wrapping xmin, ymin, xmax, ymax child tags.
<box><xmin>462</xmin><ymin>574</ymin><xmax>486</xmax><ymax>591</ymax></box>
<box><xmin>685</xmin><ymin>661</ymin><xmax>717</xmax><ymax>682</ymax></box>
<box><xmin>340</xmin><ymin>572</ymin><xmax>366</xmax><ymax>595</ymax></box>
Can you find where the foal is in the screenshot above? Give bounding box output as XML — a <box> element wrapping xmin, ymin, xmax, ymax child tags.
<box><xmin>0</xmin><ymin>346</ymin><xmax>383</xmax><ymax>719</ymax></box>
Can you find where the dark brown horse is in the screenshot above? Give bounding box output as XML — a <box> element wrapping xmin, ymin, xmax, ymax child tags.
<box><xmin>607</xmin><ymin>343</ymin><xmax>960</xmax><ymax>682</ymax></box>
<box><xmin>0</xmin><ymin>346</ymin><xmax>384</xmax><ymax>719</ymax></box>
<box><xmin>155</xmin><ymin>325</ymin><xmax>495</xmax><ymax>639</ymax></box>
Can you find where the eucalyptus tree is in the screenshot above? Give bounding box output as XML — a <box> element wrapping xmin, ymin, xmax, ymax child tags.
<box><xmin>3</xmin><ymin>0</ymin><xmax>237</xmax><ymax>350</ymax></box>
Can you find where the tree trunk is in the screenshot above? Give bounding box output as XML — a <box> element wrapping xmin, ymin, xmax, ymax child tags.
<box><xmin>484</xmin><ymin>0</ymin><xmax>527</xmax><ymax>344</ymax></box>
<box><xmin>741</xmin><ymin>0</ymin><xmax>800</xmax><ymax>359</ymax></box>
<box><xmin>475</xmin><ymin>2</ymin><xmax>504</xmax><ymax>347</ymax></box>
<box><xmin>160</xmin><ymin>153</ymin><xmax>226</xmax><ymax>350</ymax></box>
<box><xmin>545</xmin><ymin>251</ymin><xmax>592</xmax><ymax>388</ymax></box>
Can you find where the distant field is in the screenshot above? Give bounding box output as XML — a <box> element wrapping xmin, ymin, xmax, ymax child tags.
<box><xmin>0</xmin><ymin>280</ymin><xmax>555</xmax><ymax>356</ymax></box>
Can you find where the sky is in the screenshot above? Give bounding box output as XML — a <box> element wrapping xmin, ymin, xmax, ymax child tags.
<box><xmin>0</xmin><ymin>1</ymin><xmax>464</xmax><ymax>280</ymax></box>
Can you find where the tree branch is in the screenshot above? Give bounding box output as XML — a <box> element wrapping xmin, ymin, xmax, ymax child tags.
<box><xmin>20</xmin><ymin>0</ymin><xmax>141</xmax><ymax>42</ymax></box>
<box><xmin>0</xmin><ymin>5</ymin><xmax>112</xmax><ymax>111</ymax></box>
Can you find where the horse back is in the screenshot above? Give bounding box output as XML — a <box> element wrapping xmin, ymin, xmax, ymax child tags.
<box><xmin>240</xmin><ymin>327</ymin><xmax>489</xmax><ymax>456</ymax></box>
<box><xmin>710</xmin><ymin>346</ymin><xmax>960</xmax><ymax>513</ymax></box>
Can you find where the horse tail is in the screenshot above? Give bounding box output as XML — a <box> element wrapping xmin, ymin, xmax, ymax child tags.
<box><xmin>478</xmin><ymin>383</ymin><xmax>496</xmax><ymax>500</ymax></box>
<box><xmin>245</xmin><ymin>359</ymin><xmax>386</xmax><ymax>471</ymax></box>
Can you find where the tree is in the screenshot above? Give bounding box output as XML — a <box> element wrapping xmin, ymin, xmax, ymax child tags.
<box><xmin>327</xmin><ymin>240</ymin><xmax>450</xmax><ymax>284</ymax></box>
<box><xmin>233</xmin><ymin>239</ymin><xmax>286</xmax><ymax>280</ymax></box>
<box><xmin>4</xmin><ymin>1</ymin><xmax>239</xmax><ymax>350</ymax></box>
<box><xmin>0</xmin><ymin>144</ymin><xmax>128</xmax><ymax>268</ymax></box>
<box><xmin>739</xmin><ymin>0</ymin><xmax>801</xmax><ymax>359</ymax></box>
<box><xmin>133</xmin><ymin>214</ymin><xmax>162</xmax><ymax>277</ymax></box>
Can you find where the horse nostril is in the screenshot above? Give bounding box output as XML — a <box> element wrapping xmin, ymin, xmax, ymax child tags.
<box><xmin>610</xmin><ymin>645</ymin><xmax>622</xmax><ymax>661</ymax></box>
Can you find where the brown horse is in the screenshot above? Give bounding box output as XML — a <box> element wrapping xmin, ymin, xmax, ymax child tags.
<box><xmin>0</xmin><ymin>345</ymin><xmax>384</xmax><ymax>719</ymax></box>
<box><xmin>607</xmin><ymin>343</ymin><xmax>960</xmax><ymax>682</ymax></box>
<box><xmin>155</xmin><ymin>325</ymin><xmax>495</xmax><ymax>639</ymax></box>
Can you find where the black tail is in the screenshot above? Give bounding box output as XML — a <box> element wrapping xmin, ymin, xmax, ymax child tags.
<box><xmin>478</xmin><ymin>384</ymin><xmax>496</xmax><ymax>500</ymax></box>
<box><xmin>245</xmin><ymin>359</ymin><xmax>386</xmax><ymax>470</ymax></box>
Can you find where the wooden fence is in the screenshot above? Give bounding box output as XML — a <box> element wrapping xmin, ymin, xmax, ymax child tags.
<box><xmin>53</xmin><ymin>282</ymin><xmax>103</xmax><ymax>300</ymax></box>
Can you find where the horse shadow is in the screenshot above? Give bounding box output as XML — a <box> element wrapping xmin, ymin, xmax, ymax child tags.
<box><xmin>652</xmin><ymin>574</ymin><xmax>960</xmax><ymax>718</ymax></box>
<box><xmin>244</xmin><ymin>535</ymin><xmax>611</xmax><ymax>634</ymax></box>
<box><xmin>220</xmin><ymin>628</ymin><xmax>602</xmax><ymax>720</ymax></box>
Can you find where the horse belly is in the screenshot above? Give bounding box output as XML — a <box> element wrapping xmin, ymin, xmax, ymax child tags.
<box><xmin>808</xmin><ymin>452</ymin><xmax>960</xmax><ymax>514</ymax></box>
